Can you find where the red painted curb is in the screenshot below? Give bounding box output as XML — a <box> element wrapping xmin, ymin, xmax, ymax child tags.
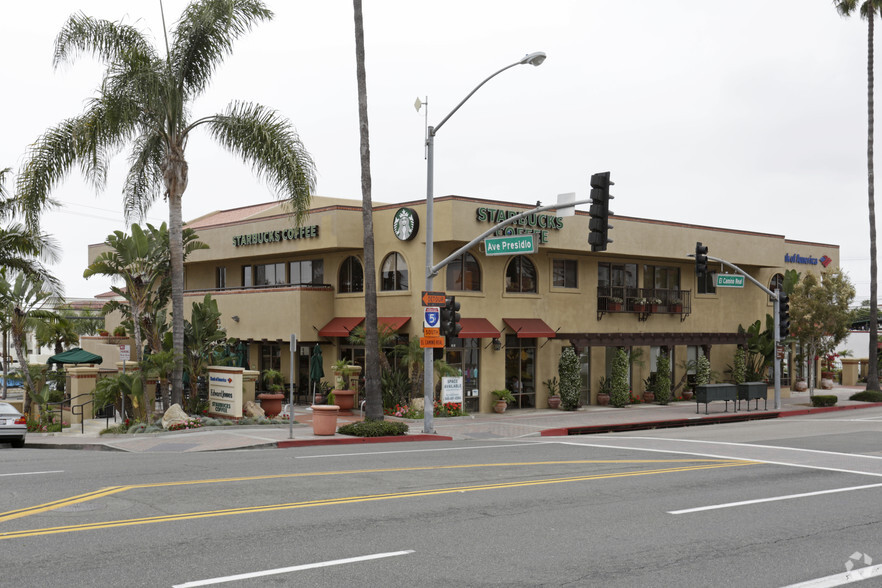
<box><xmin>277</xmin><ymin>434</ymin><xmax>452</xmax><ymax>448</ymax></box>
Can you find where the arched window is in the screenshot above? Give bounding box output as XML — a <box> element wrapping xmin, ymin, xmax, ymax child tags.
<box><xmin>381</xmin><ymin>252</ymin><xmax>408</xmax><ymax>291</ymax></box>
<box><xmin>446</xmin><ymin>251</ymin><xmax>482</xmax><ymax>292</ymax></box>
<box><xmin>769</xmin><ymin>273</ymin><xmax>784</xmax><ymax>302</ymax></box>
<box><xmin>505</xmin><ymin>256</ymin><xmax>537</xmax><ymax>293</ymax></box>
<box><xmin>339</xmin><ymin>256</ymin><xmax>363</xmax><ymax>293</ymax></box>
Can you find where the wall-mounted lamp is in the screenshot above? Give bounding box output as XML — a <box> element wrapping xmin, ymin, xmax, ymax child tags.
<box><xmin>492</xmin><ymin>338</ymin><xmax>501</xmax><ymax>351</ymax></box>
<box><xmin>232</xmin><ymin>315</ymin><xmax>240</xmax><ymax>322</ymax></box>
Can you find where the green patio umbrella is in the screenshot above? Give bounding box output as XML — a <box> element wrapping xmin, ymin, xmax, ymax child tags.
<box><xmin>309</xmin><ymin>344</ymin><xmax>324</xmax><ymax>404</ymax></box>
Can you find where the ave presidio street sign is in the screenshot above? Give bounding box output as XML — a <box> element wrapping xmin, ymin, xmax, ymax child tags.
<box><xmin>484</xmin><ymin>234</ymin><xmax>537</xmax><ymax>256</ymax></box>
<box><xmin>716</xmin><ymin>274</ymin><xmax>745</xmax><ymax>288</ymax></box>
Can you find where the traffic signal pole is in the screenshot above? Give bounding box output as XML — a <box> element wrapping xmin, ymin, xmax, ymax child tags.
<box><xmin>689</xmin><ymin>252</ymin><xmax>783</xmax><ymax>410</ymax></box>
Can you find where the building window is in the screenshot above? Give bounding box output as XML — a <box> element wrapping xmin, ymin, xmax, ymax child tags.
<box><xmin>505</xmin><ymin>256</ymin><xmax>537</xmax><ymax>293</ymax></box>
<box><xmin>339</xmin><ymin>256</ymin><xmax>364</xmax><ymax>293</ymax></box>
<box><xmin>769</xmin><ymin>273</ymin><xmax>784</xmax><ymax>302</ymax></box>
<box><xmin>242</xmin><ymin>265</ymin><xmax>253</xmax><ymax>287</ymax></box>
<box><xmin>552</xmin><ymin>259</ymin><xmax>578</xmax><ymax>288</ymax></box>
<box><xmin>381</xmin><ymin>252</ymin><xmax>408</xmax><ymax>291</ymax></box>
<box><xmin>260</xmin><ymin>342</ymin><xmax>281</xmax><ymax>375</ymax></box>
<box><xmin>215</xmin><ymin>267</ymin><xmax>226</xmax><ymax>289</ymax></box>
<box><xmin>446</xmin><ymin>251</ymin><xmax>481</xmax><ymax>292</ymax></box>
<box><xmin>697</xmin><ymin>271</ymin><xmax>716</xmax><ymax>295</ymax></box>
<box><xmin>598</xmin><ymin>262</ymin><xmax>637</xmax><ymax>300</ymax></box>
<box><xmin>255</xmin><ymin>262</ymin><xmax>286</xmax><ymax>286</ymax></box>
<box><xmin>290</xmin><ymin>259</ymin><xmax>324</xmax><ymax>285</ymax></box>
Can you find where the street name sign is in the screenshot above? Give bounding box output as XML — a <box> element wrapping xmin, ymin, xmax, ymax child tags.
<box><xmin>420</xmin><ymin>336</ymin><xmax>445</xmax><ymax>348</ymax></box>
<box><xmin>484</xmin><ymin>234</ymin><xmax>537</xmax><ymax>256</ymax></box>
<box><xmin>421</xmin><ymin>290</ymin><xmax>446</xmax><ymax>306</ymax></box>
<box><xmin>716</xmin><ymin>274</ymin><xmax>745</xmax><ymax>288</ymax></box>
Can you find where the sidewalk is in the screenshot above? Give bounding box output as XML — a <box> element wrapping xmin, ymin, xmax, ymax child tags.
<box><xmin>17</xmin><ymin>385</ymin><xmax>882</xmax><ymax>453</ymax></box>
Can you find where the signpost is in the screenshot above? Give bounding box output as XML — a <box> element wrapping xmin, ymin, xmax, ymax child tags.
<box><xmin>484</xmin><ymin>234</ymin><xmax>537</xmax><ymax>256</ymax></box>
<box><xmin>716</xmin><ymin>274</ymin><xmax>745</xmax><ymax>288</ymax></box>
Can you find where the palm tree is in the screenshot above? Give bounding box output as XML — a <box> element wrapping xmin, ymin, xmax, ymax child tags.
<box><xmin>0</xmin><ymin>273</ymin><xmax>60</xmax><ymax>414</ymax></box>
<box><xmin>348</xmin><ymin>323</ymin><xmax>400</xmax><ymax>374</ymax></box>
<box><xmin>835</xmin><ymin>0</ymin><xmax>882</xmax><ymax>391</ymax></box>
<box><xmin>15</xmin><ymin>0</ymin><xmax>317</xmax><ymax>406</ymax></box>
<box><xmin>352</xmin><ymin>0</ymin><xmax>382</xmax><ymax>421</ymax></box>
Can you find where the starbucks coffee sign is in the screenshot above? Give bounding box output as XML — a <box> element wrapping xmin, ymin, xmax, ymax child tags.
<box><xmin>393</xmin><ymin>207</ymin><xmax>419</xmax><ymax>241</ymax></box>
<box><xmin>233</xmin><ymin>225</ymin><xmax>319</xmax><ymax>247</ymax></box>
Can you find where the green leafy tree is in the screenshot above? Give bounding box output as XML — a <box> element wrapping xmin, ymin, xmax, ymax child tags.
<box><xmin>558</xmin><ymin>347</ymin><xmax>580</xmax><ymax>411</ymax></box>
<box><xmin>348</xmin><ymin>323</ymin><xmax>398</xmax><ymax>374</ymax></box>
<box><xmin>834</xmin><ymin>0</ymin><xmax>882</xmax><ymax>391</ymax></box>
<box><xmin>654</xmin><ymin>350</ymin><xmax>672</xmax><ymax>405</ymax></box>
<box><xmin>791</xmin><ymin>270</ymin><xmax>856</xmax><ymax>395</ymax></box>
<box><xmin>183</xmin><ymin>294</ymin><xmax>228</xmax><ymax>412</ymax></box>
<box><xmin>609</xmin><ymin>348</ymin><xmax>630</xmax><ymax>408</ymax></box>
<box><xmin>15</xmin><ymin>0</ymin><xmax>317</xmax><ymax>407</ymax></box>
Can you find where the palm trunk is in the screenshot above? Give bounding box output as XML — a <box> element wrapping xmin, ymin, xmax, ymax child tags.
<box><xmin>164</xmin><ymin>144</ymin><xmax>188</xmax><ymax>407</ymax></box>
<box><xmin>353</xmin><ymin>0</ymin><xmax>383</xmax><ymax>421</ymax></box>
<box><xmin>868</xmin><ymin>8</ymin><xmax>880</xmax><ymax>391</ymax></box>
<box><xmin>12</xmin><ymin>333</ymin><xmax>34</xmax><ymax>415</ymax></box>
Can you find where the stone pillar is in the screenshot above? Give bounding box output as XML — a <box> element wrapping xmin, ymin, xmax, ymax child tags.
<box><xmin>346</xmin><ymin>365</ymin><xmax>362</xmax><ymax>392</ymax></box>
<box><xmin>67</xmin><ymin>366</ymin><xmax>100</xmax><ymax>424</ymax></box>
<box><xmin>841</xmin><ymin>359</ymin><xmax>860</xmax><ymax>387</ymax></box>
<box><xmin>243</xmin><ymin>370</ymin><xmax>259</xmax><ymax>406</ymax></box>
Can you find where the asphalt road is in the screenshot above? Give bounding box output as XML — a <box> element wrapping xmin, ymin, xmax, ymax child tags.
<box><xmin>4</xmin><ymin>408</ymin><xmax>882</xmax><ymax>587</ymax></box>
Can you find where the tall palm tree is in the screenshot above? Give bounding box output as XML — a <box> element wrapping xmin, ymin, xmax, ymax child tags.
<box><xmin>352</xmin><ymin>0</ymin><xmax>382</xmax><ymax>421</ymax></box>
<box><xmin>0</xmin><ymin>273</ymin><xmax>60</xmax><ymax>414</ymax></box>
<box><xmin>835</xmin><ymin>0</ymin><xmax>882</xmax><ymax>391</ymax></box>
<box><xmin>16</xmin><ymin>0</ymin><xmax>317</xmax><ymax>406</ymax></box>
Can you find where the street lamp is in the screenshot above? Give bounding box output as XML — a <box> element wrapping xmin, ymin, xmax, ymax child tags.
<box><xmin>419</xmin><ymin>51</ymin><xmax>546</xmax><ymax>434</ymax></box>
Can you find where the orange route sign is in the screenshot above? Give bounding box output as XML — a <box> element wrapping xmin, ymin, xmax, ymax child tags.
<box><xmin>420</xmin><ymin>336</ymin><xmax>445</xmax><ymax>348</ymax></box>
<box><xmin>421</xmin><ymin>290</ymin><xmax>446</xmax><ymax>306</ymax></box>
<box><xmin>423</xmin><ymin>327</ymin><xmax>440</xmax><ymax>337</ymax></box>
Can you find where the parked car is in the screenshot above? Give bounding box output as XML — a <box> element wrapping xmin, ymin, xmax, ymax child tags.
<box><xmin>0</xmin><ymin>402</ymin><xmax>26</xmax><ymax>448</ymax></box>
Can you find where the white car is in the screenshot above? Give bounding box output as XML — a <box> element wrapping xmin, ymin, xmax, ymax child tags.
<box><xmin>0</xmin><ymin>402</ymin><xmax>26</xmax><ymax>448</ymax></box>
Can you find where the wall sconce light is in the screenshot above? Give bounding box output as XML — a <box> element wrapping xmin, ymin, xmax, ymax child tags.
<box><xmin>232</xmin><ymin>315</ymin><xmax>240</xmax><ymax>322</ymax></box>
<box><xmin>492</xmin><ymin>338</ymin><xmax>501</xmax><ymax>351</ymax></box>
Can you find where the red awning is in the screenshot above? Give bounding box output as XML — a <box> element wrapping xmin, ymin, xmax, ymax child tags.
<box><xmin>378</xmin><ymin>317</ymin><xmax>411</xmax><ymax>331</ymax></box>
<box><xmin>459</xmin><ymin>318</ymin><xmax>501</xmax><ymax>339</ymax></box>
<box><xmin>503</xmin><ymin>318</ymin><xmax>557</xmax><ymax>338</ymax></box>
<box><xmin>318</xmin><ymin>317</ymin><xmax>364</xmax><ymax>337</ymax></box>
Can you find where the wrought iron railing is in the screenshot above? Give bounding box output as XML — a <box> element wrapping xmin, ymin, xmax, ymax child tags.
<box><xmin>597</xmin><ymin>287</ymin><xmax>691</xmax><ymax>316</ymax></box>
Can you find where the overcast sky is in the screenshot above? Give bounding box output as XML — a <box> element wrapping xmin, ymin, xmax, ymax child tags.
<box><xmin>0</xmin><ymin>1</ymin><xmax>874</xmax><ymax>301</ymax></box>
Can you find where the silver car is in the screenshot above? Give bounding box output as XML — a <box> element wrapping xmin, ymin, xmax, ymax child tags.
<box><xmin>0</xmin><ymin>401</ymin><xmax>26</xmax><ymax>448</ymax></box>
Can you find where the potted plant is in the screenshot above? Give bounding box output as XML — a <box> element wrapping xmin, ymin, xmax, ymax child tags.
<box><xmin>543</xmin><ymin>376</ymin><xmax>561</xmax><ymax>410</ymax></box>
<box><xmin>606</xmin><ymin>296</ymin><xmax>623</xmax><ymax>312</ymax></box>
<box><xmin>649</xmin><ymin>297</ymin><xmax>663</xmax><ymax>312</ymax></box>
<box><xmin>670</xmin><ymin>297</ymin><xmax>683</xmax><ymax>313</ymax></box>
<box><xmin>609</xmin><ymin>348</ymin><xmax>631</xmax><ymax>407</ymax></box>
<box><xmin>632</xmin><ymin>297</ymin><xmax>648</xmax><ymax>312</ymax></box>
<box><xmin>311</xmin><ymin>391</ymin><xmax>339</xmax><ymax>435</ymax></box>
<box><xmin>558</xmin><ymin>347</ymin><xmax>581</xmax><ymax>411</ymax></box>
<box><xmin>596</xmin><ymin>376</ymin><xmax>611</xmax><ymax>406</ymax></box>
<box><xmin>653</xmin><ymin>352</ymin><xmax>672</xmax><ymax>405</ymax></box>
<box><xmin>258</xmin><ymin>368</ymin><xmax>285</xmax><ymax>418</ymax></box>
<box><xmin>330</xmin><ymin>360</ymin><xmax>358</xmax><ymax>414</ymax></box>
<box><xmin>492</xmin><ymin>389</ymin><xmax>514</xmax><ymax>413</ymax></box>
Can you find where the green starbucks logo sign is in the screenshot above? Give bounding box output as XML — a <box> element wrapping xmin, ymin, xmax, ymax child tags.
<box><xmin>393</xmin><ymin>207</ymin><xmax>419</xmax><ymax>241</ymax></box>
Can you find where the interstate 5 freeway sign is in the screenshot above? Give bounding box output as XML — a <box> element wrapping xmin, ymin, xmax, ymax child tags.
<box><xmin>716</xmin><ymin>274</ymin><xmax>745</xmax><ymax>288</ymax></box>
<box><xmin>424</xmin><ymin>306</ymin><xmax>440</xmax><ymax>329</ymax></box>
<box><xmin>484</xmin><ymin>234</ymin><xmax>537</xmax><ymax>256</ymax></box>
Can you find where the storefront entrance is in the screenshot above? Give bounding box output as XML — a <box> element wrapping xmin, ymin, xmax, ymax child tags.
<box><xmin>505</xmin><ymin>336</ymin><xmax>536</xmax><ymax>408</ymax></box>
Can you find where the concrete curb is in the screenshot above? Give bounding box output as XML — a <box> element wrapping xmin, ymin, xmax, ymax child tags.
<box><xmin>277</xmin><ymin>434</ymin><xmax>453</xmax><ymax>448</ymax></box>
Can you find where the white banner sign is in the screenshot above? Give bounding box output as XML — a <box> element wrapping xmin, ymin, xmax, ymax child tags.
<box><xmin>208</xmin><ymin>366</ymin><xmax>244</xmax><ymax>418</ymax></box>
<box><xmin>441</xmin><ymin>376</ymin><xmax>463</xmax><ymax>404</ymax></box>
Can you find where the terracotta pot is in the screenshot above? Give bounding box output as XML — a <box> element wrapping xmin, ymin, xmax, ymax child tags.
<box><xmin>311</xmin><ymin>404</ymin><xmax>340</xmax><ymax>435</ymax></box>
<box><xmin>795</xmin><ymin>380</ymin><xmax>808</xmax><ymax>392</ymax></box>
<box><xmin>257</xmin><ymin>393</ymin><xmax>285</xmax><ymax>418</ymax></box>
<box><xmin>681</xmin><ymin>390</ymin><xmax>693</xmax><ymax>401</ymax></box>
<box><xmin>547</xmin><ymin>395</ymin><xmax>561</xmax><ymax>410</ymax></box>
<box><xmin>332</xmin><ymin>389</ymin><xmax>357</xmax><ymax>415</ymax></box>
<box><xmin>671</xmin><ymin>304</ymin><xmax>683</xmax><ymax>313</ymax></box>
<box><xmin>597</xmin><ymin>393</ymin><xmax>610</xmax><ymax>406</ymax></box>
<box><xmin>493</xmin><ymin>400</ymin><xmax>508</xmax><ymax>414</ymax></box>
<box><xmin>608</xmin><ymin>303</ymin><xmax>622</xmax><ymax>312</ymax></box>
<box><xmin>633</xmin><ymin>304</ymin><xmax>646</xmax><ymax>312</ymax></box>
<box><xmin>643</xmin><ymin>392</ymin><xmax>655</xmax><ymax>403</ymax></box>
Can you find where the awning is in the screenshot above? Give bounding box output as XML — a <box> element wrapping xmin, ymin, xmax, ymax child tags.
<box><xmin>459</xmin><ymin>318</ymin><xmax>501</xmax><ymax>339</ymax></box>
<box><xmin>318</xmin><ymin>317</ymin><xmax>364</xmax><ymax>337</ymax></box>
<box><xmin>47</xmin><ymin>347</ymin><xmax>104</xmax><ymax>365</ymax></box>
<box><xmin>503</xmin><ymin>318</ymin><xmax>557</xmax><ymax>338</ymax></box>
<box><xmin>378</xmin><ymin>317</ymin><xmax>410</xmax><ymax>331</ymax></box>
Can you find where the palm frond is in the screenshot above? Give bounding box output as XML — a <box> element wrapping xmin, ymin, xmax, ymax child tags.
<box><xmin>53</xmin><ymin>11</ymin><xmax>156</xmax><ymax>70</ymax></box>
<box><xmin>124</xmin><ymin>132</ymin><xmax>166</xmax><ymax>221</ymax></box>
<box><xmin>204</xmin><ymin>101</ymin><xmax>316</xmax><ymax>224</ymax></box>
<box><xmin>170</xmin><ymin>0</ymin><xmax>273</xmax><ymax>99</ymax></box>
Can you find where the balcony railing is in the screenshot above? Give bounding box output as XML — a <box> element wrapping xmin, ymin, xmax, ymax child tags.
<box><xmin>597</xmin><ymin>287</ymin><xmax>691</xmax><ymax>321</ymax></box>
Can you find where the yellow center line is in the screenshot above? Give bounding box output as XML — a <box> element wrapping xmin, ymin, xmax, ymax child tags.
<box><xmin>0</xmin><ymin>460</ymin><xmax>756</xmax><ymax>541</ymax></box>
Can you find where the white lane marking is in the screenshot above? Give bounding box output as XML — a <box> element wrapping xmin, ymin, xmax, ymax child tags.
<box><xmin>782</xmin><ymin>563</ymin><xmax>882</xmax><ymax>587</ymax></box>
<box><xmin>173</xmin><ymin>550</ymin><xmax>415</xmax><ymax>587</ymax></box>
<box><xmin>0</xmin><ymin>470</ymin><xmax>64</xmax><ymax>477</ymax></box>
<box><xmin>668</xmin><ymin>482</ymin><xmax>882</xmax><ymax>514</ymax></box>
<box><xmin>294</xmin><ymin>443</ymin><xmax>526</xmax><ymax>459</ymax></box>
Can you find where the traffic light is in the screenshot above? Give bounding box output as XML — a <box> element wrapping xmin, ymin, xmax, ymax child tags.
<box><xmin>778</xmin><ymin>292</ymin><xmax>790</xmax><ymax>338</ymax></box>
<box><xmin>695</xmin><ymin>242</ymin><xmax>708</xmax><ymax>277</ymax></box>
<box><xmin>440</xmin><ymin>296</ymin><xmax>462</xmax><ymax>338</ymax></box>
<box><xmin>588</xmin><ymin>171</ymin><xmax>614</xmax><ymax>252</ymax></box>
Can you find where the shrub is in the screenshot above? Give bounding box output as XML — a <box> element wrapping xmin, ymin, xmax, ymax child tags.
<box><xmin>696</xmin><ymin>355</ymin><xmax>711</xmax><ymax>387</ymax></box>
<box><xmin>558</xmin><ymin>347</ymin><xmax>581</xmax><ymax>411</ymax></box>
<box><xmin>654</xmin><ymin>353</ymin><xmax>672</xmax><ymax>405</ymax></box>
<box><xmin>850</xmin><ymin>390</ymin><xmax>882</xmax><ymax>402</ymax></box>
<box><xmin>732</xmin><ymin>347</ymin><xmax>746</xmax><ymax>385</ymax></box>
<box><xmin>811</xmin><ymin>395</ymin><xmax>837</xmax><ymax>407</ymax></box>
<box><xmin>610</xmin><ymin>348</ymin><xmax>630</xmax><ymax>408</ymax></box>
<box><xmin>337</xmin><ymin>420</ymin><xmax>409</xmax><ymax>437</ymax></box>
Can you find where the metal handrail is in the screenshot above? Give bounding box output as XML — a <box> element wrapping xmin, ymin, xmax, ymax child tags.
<box><xmin>44</xmin><ymin>393</ymin><xmax>110</xmax><ymax>434</ymax></box>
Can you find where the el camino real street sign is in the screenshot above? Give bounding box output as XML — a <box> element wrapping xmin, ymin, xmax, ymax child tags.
<box><xmin>716</xmin><ymin>274</ymin><xmax>745</xmax><ymax>288</ymax></box>
<box><xmin>484</xmin><ymin>234</ymin><xmax>537</xmax><ymax>256</ymax></box>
